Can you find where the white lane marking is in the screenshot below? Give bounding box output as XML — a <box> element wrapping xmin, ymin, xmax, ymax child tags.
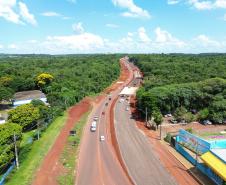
<box><xmin>138</xmin><ymin>128</ymin><xmax>146</xmax><ymax>136</ymax></box>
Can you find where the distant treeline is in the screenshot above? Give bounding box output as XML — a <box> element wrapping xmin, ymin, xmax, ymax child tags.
<box><xmin>0</xmin><ymin>55</ymin><xmax>120</xmax><ymax>110</ymax></box>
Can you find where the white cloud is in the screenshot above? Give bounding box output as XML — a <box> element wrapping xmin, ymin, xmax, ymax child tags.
<box><xmin>0</xmin><ymin>1</ymin><xmax>37</xmax><ymax>25</ymax></box>
<box><xmin>67</xmin><ymin>0</ymin><xmax>76</xmax><ymax>4</ymax></box>
<box><xmin>112</xmin><ymin>0</ymin><xmax>151</xmax><ymax>19</ymax></box>
<box><xmin>0</xmin><ymin>0</ymin><xmax>22</xmax><ymax>24</ymax></box>
<box><xmin>215</xmin><ymin>0</ymin><xmax>226</xmax><ymax>8</ymax></box>
<box><xmin>106</xmin><ymin>23</ymin><xmax>119</xmax><ymax>28</ymax></box>
<box><xmin>168</xmin><ymin>0</ymin><xmax>180</xmax><ymax>4</ymax></box>
<box><xmin>169</xmin><ymin>0</ymin><xmax>226</xmax><ymax>10</ymax></box>
<box><xmin>19</xmin><ymin>2</ymin><xmax>37</xmax><ymax>26</ymax></box>
<box><xmin>120</xmin><ymin>32</ymin><xmax>134</xmax><ymax>43</ymax></box>
<box><xmin>41</xmin><ymin>12</ymin><xmax>71</xmax><ymax>20</ymax></box>
<box><xmin>72</xmin><ymin>22</ymin><xmax>84</xmax><ymax>34</ymax></box>
<box><xmin>155</xmin><ymin>27</ymin><xmax>186</xmax><ymax>47</ymax></box>
<box><xmin>223</xmin><ymin>13</ymin><xmax>226</xmax><ymax>20</ymax></box>
<box><xmin>41</xmin><ymin>11</ymin><xmax>61</xmax><ymax>17</ymax></box>
<box><xmin>62</xmin><ymin>16</ymin><xmax>71</xmax><ymax>20</ymax></box>
<box><xmin>155</xmin><ymin>27</ymin><xmax>174</xmax><ymax>43</ymax></box>
<box><xmin>188</xmin><ymin>0</ymin><xmax>213</xmax><ymax>10</ymax></box>
<box><xmin>3</xmin><ymin>26</ymin><xmax>226</xmax><ymax>54</ymax></box>
<box><xmin>171</xmin><ymin>0</ymin><xmax>226</xmax><ymax>10</ymax></box>
<box><xmin>138</xmin><ymin>27</ymin><xmax>151</xmax><ymax>43</ymax></box>
<box><xmin>8</xmin><ymin>44</ymin><xmax>18</xmax><ymax>49</ymax></box>
<box><xmin>128</xmin><ymin>32</ymin><xmax>134</xmax><ymax>37</ymax></box>
<box><xmin>27</xmin><ymin>40</ymin><xmax>38</xmax><ymax>43</ymax></box>
<box><xmin>43</xmin><ymin>33</ymin><xmax>105</xmax><ymax>53</ymax></box>
<box><xmin>0</xmin><ymin>44</ymin><xmax>3</xmax><ymax>49</ymax></box>
<box><xmin>194</xmin><ymin>34</ymin><xmax>221</xmax><ymax>46</ymax></box>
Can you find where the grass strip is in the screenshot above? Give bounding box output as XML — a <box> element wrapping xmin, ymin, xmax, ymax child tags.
<box><xmin>57</xmin><ymin>110</ymin><xmax>90</xmax><ymax>185</ymax></box>
<box><xmin>5</xmin><ymin>113</ymin><xmax>67</xmax><ymax>185</ymax></box>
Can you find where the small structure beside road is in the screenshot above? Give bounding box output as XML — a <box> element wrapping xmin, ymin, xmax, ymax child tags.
<box><xmin>0</xmin><ymin>118</ymin><xmax>6</xmax><ymax>124</ymax></box>
<box><xmin>119</xmin><ymin>86</ymin><xmax>138</xmax><ymax>96</ymax></box>
<box><xmin>13</xmin><ymin>90</ymin><xmax>47</xmax><ymax>107</ymax></box>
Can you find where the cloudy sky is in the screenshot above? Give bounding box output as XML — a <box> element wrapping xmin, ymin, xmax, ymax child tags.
<box><xmin>1</xmin><ymin>0</ymin><xmax>226</xmax><ymax>54</ymax></box>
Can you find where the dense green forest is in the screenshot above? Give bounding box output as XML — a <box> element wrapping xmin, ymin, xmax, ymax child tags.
<box><xmin>0</xmin><ymin>55</ymin><xmax>120</xmax><ymax>172</ymax></box>
<box><xmin>130</xmin><ymin>54</ymin><xmax>226</xmax><ymax>124</ymax></box>
<box><xmin>0</xmin><ymin>55</ymin><xmax>120</xmax><ymax>108</ymax></box>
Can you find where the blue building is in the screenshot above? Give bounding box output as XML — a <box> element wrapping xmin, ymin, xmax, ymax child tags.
<box><xmin>176</xmin><ymin>129</ymin><xmax>226</xmax><ymax>185</ymax></box>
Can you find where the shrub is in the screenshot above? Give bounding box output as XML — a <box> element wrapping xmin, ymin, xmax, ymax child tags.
<box><xmin>164</xmin><ymin>133</ymin><xmax>172</xmax><ymax>143</ymax></box>
<box><xmin>186</xmin><ymin>128</ymin><xmax>193</xmax><ymax>134</ymax></box>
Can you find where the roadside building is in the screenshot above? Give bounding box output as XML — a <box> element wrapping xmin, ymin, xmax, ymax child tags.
<box><xmin>0</xmin><ymin>117</ymin><xmax>6</xmax><ymax>124</ymax></box>
<box><xmin>119</xmin><ymin>86</ymin><xmax>138</xmax><ymax>97</ymax></box>
<box><xmin>13</xmin><ymin>90</ymin><xmax>47</xmax><ymax>107</ymax></box>
<box><xmin>176</xmin><ymin>129</ymin><xmax>226</xmax><ymax>185</ymax></box>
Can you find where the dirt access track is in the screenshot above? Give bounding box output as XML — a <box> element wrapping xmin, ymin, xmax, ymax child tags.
<box><xmin>33</xmin><ymin>99</ymin><xmax>91</xmax><ymax>185</ymax></box>
<box><xmin>33</xmin><ymin>58</ymin><xmax>130</xmax><ymax>185</ymax></box>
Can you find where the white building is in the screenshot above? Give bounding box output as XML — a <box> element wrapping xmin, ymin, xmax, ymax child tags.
<box><xmin>13</xmin><ymin>90</ymin><xmax>47</xmax><ymax>107</ymax></box>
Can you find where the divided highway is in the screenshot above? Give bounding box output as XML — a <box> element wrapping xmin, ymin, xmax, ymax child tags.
<box><xmin>76</xmin><ymin>57</ymin><xmax>177</xmax><ymax>185</ymax></box>
<box><xmin>76</xmin><ymin>58</ymin><xmax>133</xmax><ymax>185</ymax></box>
<box><xmin>114</xmin><ymin>62</ymin><xmax>178</xmax><ymax>185</ymax></box>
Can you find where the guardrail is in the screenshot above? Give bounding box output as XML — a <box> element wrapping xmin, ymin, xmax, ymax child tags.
<box><xmin>0</xmin><ymin>162</ymin><xmax>15</xmax><ymax>185</ymax></box>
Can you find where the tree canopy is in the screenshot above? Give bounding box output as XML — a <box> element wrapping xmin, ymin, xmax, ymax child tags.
<box><xmin>0</xmin><ymin>123</ymin><xmax>22</xmax><ymax>170</ymax></box>
<box><xmin>131</xmin><ymin>54</ymin><xmax>226</xmax><ymax>124</ymax></box>
<box><xmin>0</xmin><ymin>54</ymin><xmax>121</xmax><ymax>172</ymax></box>
<box><xmin>8</xmin><ymin>104</ymin><xmax>40</xmax><ymax>130</ymax></box>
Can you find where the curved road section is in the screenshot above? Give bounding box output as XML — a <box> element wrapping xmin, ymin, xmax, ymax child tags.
<box><xmin>114</xmin><ymin>63</ymin><xmax>178</xmax><ymax>185</ymax></box>
<box><xmin>76</xmin><ymin>58</ymin><xmax>133</xmax><ymax>185</ymax></box>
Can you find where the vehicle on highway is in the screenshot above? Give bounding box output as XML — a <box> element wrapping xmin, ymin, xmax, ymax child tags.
<box><xmin>90</xmin><ymin>121</ymin><xmax>97</xmax><ymax>132</ymax></box>
<box><xmin>108</xmin><ymin>94</ymin><xmax>112</xmax><ymax>100</ymax></box>
<box><xmin>105</xmin><ymin>102</ymin><xmax>108</xmax><ymax>106</ymax></box>
<box><xmin>126</xmin><ymin>106</ymin><xmax>129</xmax><ymax>111</ymax></box>
<box><xmin>102</xmin><ymin>111</ymin><xmax>105</xmax><ymax>115</ymax></box>
<box><xmin>100</xmin><ymin>135</ymin><xmax>105</xmax><ymax>141</ymax></box>
<box><xmin>93</xmin><ymin>116</ymin><xmax>99</xmax><ymax>121</ymax></box>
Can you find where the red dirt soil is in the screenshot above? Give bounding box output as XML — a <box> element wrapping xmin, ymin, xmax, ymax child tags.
<box><xmin>130</xmin><ymin>96</ymin><xmax>200</xmax><ymax>185</ymax></box>
<box><xmin>32</xmin><ymin>99</ymin><xmax>91</xmax><ymax>185</ymax></box>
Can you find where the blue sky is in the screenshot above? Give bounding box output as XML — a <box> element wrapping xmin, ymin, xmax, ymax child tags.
<box><xmin>1</xmin><ymin>0</ymin><xmax>226</xmax><ymax>54</ymax></box>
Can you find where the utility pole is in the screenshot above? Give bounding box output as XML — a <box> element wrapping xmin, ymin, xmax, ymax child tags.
<box><xmin>160</xmin><ymin>124</ymin><xmax>162</xmax><ymax>140</ymax></box>
<box><xmin>37</xmin><ymin>121</ymin><xmax>40</xmax><ymax>140</ymax></box>
<box><xmin>13</xmin><ymin>132</ymin><xmax>19</xmax><ymax>169</ymax></box>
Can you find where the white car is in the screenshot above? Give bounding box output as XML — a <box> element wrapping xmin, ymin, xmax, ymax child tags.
<box><xmin>93</xmin><ymin>116</ymin><xmax>99</xmax><ymax>121</ymax></box>
<box><xmin>100</xmin><ymin>135</ymin><xmax>105</xmax><ymax>141</ymax></box>
<box><xmin>126</xmin><ymin>107</ymin><xmax>129</xmax><ymax>111</ymax></box>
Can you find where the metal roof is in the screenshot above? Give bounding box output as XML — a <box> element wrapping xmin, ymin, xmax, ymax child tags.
<box><xmin>211</xmin><ymin>149</ymin><xmax>226</xmax><ymax>164</ymax></box>
<box><xmin>14</xmin><ymin>90</ymin><xmax>46</xmax><ymax>101</ymax></box>
<box><xmin>201</xmin><ymin>151</ymin><xmax>226</xmax><ymax>181</ymax></box>
<box><xmin>119</xmin><ymin>87</ymin><xmax>138</xmax><ymax>95</ymax></box>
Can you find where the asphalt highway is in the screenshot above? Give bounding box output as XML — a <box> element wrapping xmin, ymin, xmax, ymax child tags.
<box><xmin>114</xmin><ymin>66</ymin><xmax>178</xmax><ymax>185</ymax></box>
<box><xmin>75</xmin><ymin>58</ymin><xmax>133</xmax><ymax>185</ymax></box>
